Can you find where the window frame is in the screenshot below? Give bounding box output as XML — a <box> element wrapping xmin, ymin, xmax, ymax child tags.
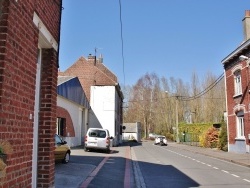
<box><xmin>234</xmin><ymin>70</ymin><xmax>242</xmax><ymax>97</ymax></box>
<box><xmin>236</xmin><ymin>113</ymin><xmax>245</xmax><ymax>140</ymax></box>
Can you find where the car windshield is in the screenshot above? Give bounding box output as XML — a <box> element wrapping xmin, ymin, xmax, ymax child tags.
<box><xmin>88</xmin><ymin>130</ymin><xmax>106</xmax><ymax>138</ymax></box>
<box><xmin>55</xmin><ymin>135</ymin><xmax>62</xmax><ymax>144</ymax></box>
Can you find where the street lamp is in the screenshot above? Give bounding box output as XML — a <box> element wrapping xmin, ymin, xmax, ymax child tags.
<box><xmin>165</xmin><ymin>91</ymin><xmax>180</xmax><ymax>143</ymax></box>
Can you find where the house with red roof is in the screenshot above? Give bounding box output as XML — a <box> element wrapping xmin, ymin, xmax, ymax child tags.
<box><xmin>59</xmin><ymin>55</ymin><xmax>124</xmax><ymax>146</ymax></box>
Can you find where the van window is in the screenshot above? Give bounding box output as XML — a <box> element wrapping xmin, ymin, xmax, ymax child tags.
<box><xmin>89</xmin><ymin>130</ymin><xmax>106</xmax><ymax>138</ymax></box>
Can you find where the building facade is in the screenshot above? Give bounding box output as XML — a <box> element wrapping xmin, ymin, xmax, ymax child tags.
<box><xmin>90</xmin><ymin>85</ymin><xmax>123</xmax><ymax>146</ymax></box>
<box><xmin>222</xmin><ymin>10</ymin><xmax>250</xmax><ymax>153</ymax></box>
<box><xmin>57</xmin><ymin>76</ymin><xmax>90</xmax><ymax>146</ymax></box>
<box><xmin>59</xmin><ymin>55</ymin><xmax>123</xmax><ymax>146</ymax></box>
<box><xmin>0</xmin><ymin>0</ymin><xmax>62</xmax><ymax>187</ymax></box>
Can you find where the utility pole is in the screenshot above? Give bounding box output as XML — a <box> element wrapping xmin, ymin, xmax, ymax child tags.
<box><xmin>175</xmin><ymin>96</ymin><xmax>179</xmax><ymax>143</ymax></box>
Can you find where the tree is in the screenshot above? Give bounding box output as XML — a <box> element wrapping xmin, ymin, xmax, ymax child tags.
<box><xmin>123</xmin><ymin>71</ymin><xmax>226</xmax><ymax>141</ymax></box>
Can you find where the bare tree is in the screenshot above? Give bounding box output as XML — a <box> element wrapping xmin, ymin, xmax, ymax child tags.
<box><xmin>123</xmin><ymin>71</ymin><xmax>225</xmax><ymax>139</ymax></box>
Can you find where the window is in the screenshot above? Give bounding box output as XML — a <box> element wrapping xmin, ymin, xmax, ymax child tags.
<box><xmin>57</xmin><ymin>118</ymin><xmax>66</xmax><ymax>136</ymax></box>
<box><xmin>236</xmin><ymin>111</ymin><xmax>245</xmax><ymax>139</ymax></box>
<box><xmin>234</xmin><ymin>70</ymin><xmax>242</xmax><ymax>96</ymax></box>
<box><xmin>88</xmin><ymin>130</ymin><xmax>106</xmax><ymax>138</ymax></box>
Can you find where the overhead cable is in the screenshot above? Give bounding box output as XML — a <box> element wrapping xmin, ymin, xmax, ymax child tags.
<box><xmin>119</xmin><ymin>0</ymin><xmax>126</xmax><ymax>86</ymax></box>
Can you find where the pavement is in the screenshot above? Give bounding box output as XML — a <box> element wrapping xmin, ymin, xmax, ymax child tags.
<box><xmin>55</xmin><ymin>141</ymin><xmax>250</xmax><ymax>188</ymax></box>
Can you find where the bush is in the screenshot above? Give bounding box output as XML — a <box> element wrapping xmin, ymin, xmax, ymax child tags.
<box><xmin>199</xmin><ymin>127</ymin><xmax>219</xmax><ymax>148</ymax></box>
<box><xmin>217</xmin><ymin>123</ymin><xmax>228</xmax><ymax>151</ymax></box>
<box><xmin>0</xmin><ymin>140</ymin><xmax>13</xmax><ymax>154</ymax></box>
<box><xmin>0</xmin><ymin>159</ymin><xmax>6</xmax><ymax>171</ymax></box>
<box><xmin>165</xmin><ymin>133</ymin><xmax>174</xmax><ymax>141</ymax></box>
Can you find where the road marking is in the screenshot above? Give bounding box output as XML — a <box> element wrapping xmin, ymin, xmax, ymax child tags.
<box><xmin>231</xmin><ymin>174</ymin><xmax>239</xmax><ymax>178</ymax></box>
<box><xmin>79</xmin><ymin>156</ymin><xmax>109</xmax><ymax>188</ymax></box>
<box><xmin>131</xmin><ymin>147</ymin><xmax>146</xmax><ymax>188</ymax></box>
<box><xmin>124</xmin><ymin>147</ymin><xmax>131</xmax><ymax>188</ymax></box>
<box><xmin>243</xmin><ymin>179</ymin><xmax>250</xmax><ymax>183</ymax></box>
<box><xmin>80</xmin><ymin>150</ymin><xmax>114</xmax><ymax>188</ymax></box>
<box><xmin>163</xmin><ymin>146</ymin><xmax>250</xmax><ymax>184</ymax></box>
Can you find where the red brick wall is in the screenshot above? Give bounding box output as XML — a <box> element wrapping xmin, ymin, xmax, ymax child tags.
<box><xmin>37</xmin><ymin>49</ymin><xmax>58</xmax><ymax>187</ymax></box>
<box><xmin>57</xmin><ymin>106</ymin><xmax>75</xmax><ymax>137</ymax></box>
<box><xmin>225</xmin><ymin>58</ymin><xmax>250</xmax><ymax>145</ymax></box>
<box><xmin>0</xmin><ymin>0</ymin><xmax>61</xmax><ymax>187</ymax></box>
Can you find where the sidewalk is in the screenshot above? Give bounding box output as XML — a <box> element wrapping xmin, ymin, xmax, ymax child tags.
<box><xmin>55</xmin><ymin>142</ymin><xmax>250</xmax><ymax>187</ymax></box>
<box><xmin>168</xmin><ymin>142</ymin><xmax>250</xmax><ymax>168</ymax></box>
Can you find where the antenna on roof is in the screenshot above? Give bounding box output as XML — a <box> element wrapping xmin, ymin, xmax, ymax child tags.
<box><xmin>94</xmin><ymin>47</ymin><xmax>103</xmax><ymax>65</ymax></box>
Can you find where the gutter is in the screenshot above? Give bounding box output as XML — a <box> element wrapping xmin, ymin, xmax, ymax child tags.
<box><xmin>221</xmin><ymin>39</ymin><xmax>250</xmax><ymax>65</ymax></box>
<box><xmin>57</xmin><ymin>0</ymin><xmax>63</xmax><ymax>68</ymax></box>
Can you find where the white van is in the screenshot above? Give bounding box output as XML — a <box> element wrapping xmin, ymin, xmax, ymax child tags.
<box><xmin>84</xmin><ymin>128</ymin><xmax>112</xmax><ymax>153</ymax></box>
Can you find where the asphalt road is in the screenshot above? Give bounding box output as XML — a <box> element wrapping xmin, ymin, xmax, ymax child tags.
<box><xmin>55</xmin><ymin>145</ymin><xmax>135</xmax><ymax>188</ymax></box>
<box><xmin>55</xmin><ymin>141</ymin><xmax>250</xmax><ymax>188</ymax></box>
<box><xmin>132</xmin><ymin>141</ymin><xmax>250</xmax><ymax>188</ymax></box>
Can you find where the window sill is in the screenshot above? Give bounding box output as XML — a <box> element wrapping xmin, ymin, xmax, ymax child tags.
<box><xmin>235</xmin><ymin>137</ymin><xmax>245</xmax><ymax>141</ymax></box>
<box><xmin>233</xmin><ymin>93</ymin><xmax>243</xmax><ymax>98</ymax></box>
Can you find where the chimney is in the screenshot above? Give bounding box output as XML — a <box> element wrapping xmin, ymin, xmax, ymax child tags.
<box><xmin>98</xmin><ymin>54</ymin><xmax>103</xmax><ymax>64</ymax></box>
<box><xmin>88</xmin><ymin>54</ymin><xmax>95</xmax><ymax>60</ymax></box>
<box><xmin>243</xmin><ymin>10</ymin><xmax>250</xmax><ymax>41</ymax></box>
<box><xmin>88</xmin><ymin>54</ymin><xmax>96</xmax><ymax>65</ymax></box>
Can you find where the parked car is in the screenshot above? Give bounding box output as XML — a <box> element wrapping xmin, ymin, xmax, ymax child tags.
<box><xmin>84</xmin><ymin>128</ymin><xmax>112</xmax><ymax>153</ymax></box>
<box><xmin>154</xmin><ymin>136</ymin><xmax>167</xmax><ymax>146</ymax></box>
<box><xmin>149</xmin><ymin>133</ymin><xmax>158</xmax><ymax>139</ymax></box>
<box><xmin>55</xmin><ymin>134</ymin><xmax>71</xmax><ymax>163</ymax></box>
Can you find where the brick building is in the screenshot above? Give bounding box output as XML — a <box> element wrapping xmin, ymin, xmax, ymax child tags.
<box><xmin>59</xmin><ymin>55</ymin><xmax>124</xmax><ymax>146</ymax></box>
<box><xmin>0</xmin><ymin>0</ymin><xmax>62</xmax><ymax>187</ymax></box>
<box><xmin>222</xmin><ymin>10</ymin><xmax>250</xmax><ymax>153</ymax></box>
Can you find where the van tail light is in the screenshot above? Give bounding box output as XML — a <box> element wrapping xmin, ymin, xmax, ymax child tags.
<box><xmin>85</xmin><ymin>135</ymin><xmax>87</xmax><ymax>142</ymax></box>
<box><xmin>106</xmin><ymin>137</ymin><xmax>110</xmax><ymax>144</ymax></box>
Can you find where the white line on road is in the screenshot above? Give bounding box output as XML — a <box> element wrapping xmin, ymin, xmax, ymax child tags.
<box><xmin>131</xmin><ymin>147</ymin><xmax>146</xmax><ymax>188</ymax></box>
<box><xmin>231</xmin><ymin>174</ymin><xmax>240</xmax><ymax>178</ymax></box>
<box><xmin>243</xmin><ymin>179</ymin><xmax>250</xmax><ymax>183</ymax></box>
<box><xmin>161</xmin><ymin>146</ymin><xmax>250</xmax><ymax>184</ymax></box>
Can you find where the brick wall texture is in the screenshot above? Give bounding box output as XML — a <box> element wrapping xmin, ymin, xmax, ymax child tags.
<box><xmin>224</xmin><ymin>54</ymin><xmax>250</xmax><ymax>146</ymax></box>
<box><xmin>57</xmin><ymin>106</ymin><xmax>75</xmax><ymax>137</ymax></box>
<box><xmin>0</xmin><ymin>0</ymin><xmax>61</xmax><ymax>187</ymax></box>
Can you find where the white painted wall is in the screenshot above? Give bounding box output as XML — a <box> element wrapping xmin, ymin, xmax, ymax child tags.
<box><xmin>90</xmin><ymin>86</ymin><xmax>121</xmax><ymax>146</ymax></box>
<box><xmin>57</xmin><ymin>96</ymin><xmax>87</xmax><ymax>147</ymax></box>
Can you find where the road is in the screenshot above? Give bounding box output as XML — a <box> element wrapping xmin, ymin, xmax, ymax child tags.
<box><xmin>55</xmin><ymin>141</ymin><xmax>250</xmax><ymax>188</ymax></box>
<box><xmin>132</xmin><ymin>141</ymin><xmax>250</xmax><ymax>188</ymax></box>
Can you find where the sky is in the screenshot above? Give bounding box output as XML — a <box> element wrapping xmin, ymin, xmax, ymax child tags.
<box><xmin>59</xmin><ymin>0</ymin><xmax>250</xmax><ymax>87</ymax></box>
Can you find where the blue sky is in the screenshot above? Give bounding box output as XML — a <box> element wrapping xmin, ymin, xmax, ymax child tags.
<box><xmin>59</xmin><ymin>0</ymin><xmax>250</xmax><ymax>86</ymax></box>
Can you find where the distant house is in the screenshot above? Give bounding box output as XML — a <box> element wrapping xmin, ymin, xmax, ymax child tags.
<box><xmin>0</xmin><ymin>1</ymin><xmax>62</xmax><ymax>187</ymax></box>
<box><xmin>59</xmin><ymin>55</ymin><xmax>123</xmax><ymax>146</ymax></box>
<box><xmin>222</xmin><ymin>10</ymin><xmax>250</xmax><ymax>153</ymax></box>
<box><xmin>57</xmin><ymin>76</ymin><xmax>90</xmax><ymax>146</ymax></box>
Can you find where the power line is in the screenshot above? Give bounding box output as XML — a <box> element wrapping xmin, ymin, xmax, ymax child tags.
<box><xmin>124</xmin><ymin>73</ymin><xmax>225</xmax><ymax>104</ymax></box>
<box><xmin>118</xmin><ymin>0</ymin><xmax>126</xmax><ymax>86</ymax></box>
<box><xmin>182</xmin><ymin>73</ymin><xmax>224</xmax><ymax>101</ymax></box>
